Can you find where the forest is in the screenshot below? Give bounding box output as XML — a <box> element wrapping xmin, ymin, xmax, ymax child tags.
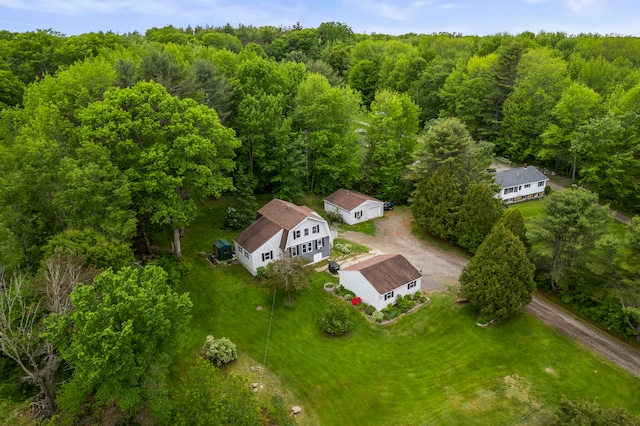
<box><xmin>1</xmin><ymin>22</ymin><xmax>640</xmax><ymax>424</ymax></box>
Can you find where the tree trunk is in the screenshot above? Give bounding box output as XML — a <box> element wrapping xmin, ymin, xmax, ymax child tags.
<box><xmin>140</xmin><ymin>221</ymin><xmax>153</xmax><ymax>255</ymax></box>
<box><xmin>172</xmin><ymin>227</ymin><xmax>182</xmax><ymax>258</ymax></box>
<box><xmin>571</xmin><ymin>153</ymin><xmax>577</xmax><ymax>183</ymax></box>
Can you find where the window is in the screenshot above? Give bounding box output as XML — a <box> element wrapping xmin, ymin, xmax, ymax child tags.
<box><xmin>302</xmin><ymin>242</ymin><xmax>313</xmax><ymax>254</ymax></box>
<box><xmin>293</xmin><ymin>230</ymin><xmax>301</xmax><ymax>239</ymax></box>
<box><xmin>384</xmin><ymin>291</ymin><xmax>395</xmax><ymax>301</ymax></box>
<box><xmin>524</xmin><ymin>184</ymin><xmax>531</xmax><ymax>189</ymax></box>
<box><xmin>316</xmin><ymin>238</ymin><xmax>323</xmax><ymax>250</ymax></box>
<box><xmin>304</xmin><ymin>228</ymin><xmax>309</xmax><ymax>236</ymax></box>
<box><xmin>538</xmin><ymin>181</ymin><xmax>545</xmax><ymax>187</ymax></box>
<box><xmin>290</xmin><ymin>246</ymin><xmax>298</xmax><ymax>257</ymax></box>
<box><xmin>407</xmin><ymin>281</ymin><xmax>417</xmax><ymax>290</ymax></box>
<box><xmin>243</xmin><ymin>249</ymin><xmax>249</xmax><ymax>259</ymax></box>
<box><xmin>312</xmin><ymin>224</ymin><xmax>320</xmax><ymax>234</ymax></box>
<box><xmin>261</xmin><ymin>251</ymin><xmax>273</xmax><ymax>262</ymax></box>
<box><xmin>355</xmin><ymin>211</ymin><xmax>363</xmax><ymax>219</ymax></box>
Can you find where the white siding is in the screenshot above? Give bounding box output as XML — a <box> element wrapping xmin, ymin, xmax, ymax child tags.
<box><xmin>324</xmin><ymin>200</ymin><xmax>384</xmax><ymax>226</ymax></box>
<box><xmin>339</xmin><ymin>270</ymin><xmax>383</xmax><ymax>310</ymax></box>
<box><xmin>498</xmin><ymin>180</ymin><xmax>548</xmax><ymax>203</ymax></box>
<box><xmin>236</xmin><ymin>231</ymin><xmax>283</xmax><ymax>276</ymax></box>
<box><xmin>339</xmin><ymin>272</ymin><xmax>423</xmax><ymax>312</ymax></box>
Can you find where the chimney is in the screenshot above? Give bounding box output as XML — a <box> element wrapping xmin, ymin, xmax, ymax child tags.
<box><xmin>523</xmin><ymin>163</ymin><xmax>528</xmax><ymax>169</ymax></box>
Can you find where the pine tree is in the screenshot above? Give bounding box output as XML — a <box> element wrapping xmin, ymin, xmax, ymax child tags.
<box><xmin>460</xmin><ymin>224</ymin><xmax>536</xmax><ymax>320</ymax></box>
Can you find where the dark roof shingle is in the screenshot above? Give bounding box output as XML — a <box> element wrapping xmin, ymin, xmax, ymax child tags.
<box><xmin>342</xmin><ymin>254</ymin><xmax>421</xmax><ymax>294</ymax></box>
<box><xmin>494</xmin><ymin>166</ymin><xmax>548</xmax><ymax>188</ymax></box>
<box><xmin>234</xmin><ymin>216</ymin><xmax>282</xmax><ymax>253</ymax></box>
<box><xmin>324</xmin><ymin>189</ymin><xmax>382</xmax><ymax>211</ymax></box>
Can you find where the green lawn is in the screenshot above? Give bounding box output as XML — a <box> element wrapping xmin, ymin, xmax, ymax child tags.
<box><xmin>173</xmin><ymin>198</ymin><xmax>640</xmax><ymax>425</ymax></box>
<box><xmin>509</xmin><ymin>200</ymin><xmax>545</xmax><ymax>223</ymax></box>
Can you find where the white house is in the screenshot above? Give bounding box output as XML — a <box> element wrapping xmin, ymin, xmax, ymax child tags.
<box><xmin>494</xmin><ymin>165</ymin><xmax>549</xmax><ymax>204</ymax></box>
<box><xmin>323</xmin><ymin>189</ymin><xmax>384</xmax><ymax>225</ymax></box>
<box><xmin>234</xmin><ymin>198</ymin><xmax>333</xmax><ymax>276</ymax></box>
<box><xmin>339</xmin><ymin>254</ymin><xmax>422</xmax><ymax>311</ymax></box>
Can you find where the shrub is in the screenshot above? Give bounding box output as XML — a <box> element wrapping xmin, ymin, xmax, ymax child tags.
<box><xmin>362</xmin><ymin>304</ymin><xmax>376</xmax><ymax>316</ymax></box>
<box><xmin>150</xmin><ymin>253</ymin><xmax>191</xmax><ymax>287</ymax></box>
<box><xmin>256</xmin><ymin>266</ymin><xmax>267</xmax><ymax>279</ymax></box>
<box><xmin>396</xmin><ymin>294</ymin><xmax>414</xmax><ymax>313</ymax></box>
<box><xmin>351</xmin><ymin>296</ymin><xmax>361</xmax><ymax>306</ymax></box>
<box><xmin>320</xmin><ymin>298</ymin><xmax>353</xmax><ymax>336</ymax></box>
<box><xmin>327</xmin><ymin>211</ymin><xmax>344</xmax><ymax>225</ymax></box>
<box><xmin>336</xmin><ymin>286</ymin><xmax>355</xmax><ymax>299</ymax></box>
<box><xmin>334</xmin><ymin>243</ymin><xmax>351</xmax><ymax>254</ymax></box>
<box><xmin>224</xmin><ymin>206</ymin><xmax>253</xmax><ymax>230</ymax></box>
<box><xmin>203</xmin><ymin>335</ymin><xmax>238</xmax><ymax>366</ymax></box>
<box><xmin>371</xmin><ymin>311</ymin><xmax>384</xmax><ymax>322</ymax></box>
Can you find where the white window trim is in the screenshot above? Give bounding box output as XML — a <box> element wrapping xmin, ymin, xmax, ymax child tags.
<box><xmin>290</xmin><ymin>246</ymin><xmax>298</xmax><ymax>257</ymax></box>
<box><xmin>302</xmin><ymin>242</ymin><xmax>312</xmax><ymax>254</ymax></box>
<box><xmin>316</xmin><ymin>238</ymin><xmax>323</xmax><ymax>250</ymax></box>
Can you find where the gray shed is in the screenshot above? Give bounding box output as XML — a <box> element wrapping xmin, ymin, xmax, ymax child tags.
<box><xmin>213</xmin><ymin>239</ymin><xmax>233</xmax><ymax>261</ymax></box>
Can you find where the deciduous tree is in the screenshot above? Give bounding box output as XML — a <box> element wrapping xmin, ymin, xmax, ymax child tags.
<box><xmin>47</xmin><ymin>266</ymin><xmax>192</xmax><ymax>418</ymax></box>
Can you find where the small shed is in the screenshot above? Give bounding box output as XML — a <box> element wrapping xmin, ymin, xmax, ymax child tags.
<box><xmin>213</xmin><ymin>239</ymin><xmax>233</xmax><ymax>261</ymax></box>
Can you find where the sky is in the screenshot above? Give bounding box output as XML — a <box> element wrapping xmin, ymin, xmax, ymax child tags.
<box><xmin>1</xmin><ymin>0</ymin><xmax>639</xmax><ymax>37</ymax></box>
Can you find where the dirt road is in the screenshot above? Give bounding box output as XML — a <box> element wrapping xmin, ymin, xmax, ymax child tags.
<box><xmin>340</xmin><ymin>209</ymin><xmax>640</xmax><ymax>378</ymax></box>
<box><xmin>340</xmin><ymin>209</ymin><xmax>468</xmax><ymax>292</ymax></box>
<box><xmin>526</xmin><ymin>296</ymin><xmax>640</xmax><ymax>377</ymax></box>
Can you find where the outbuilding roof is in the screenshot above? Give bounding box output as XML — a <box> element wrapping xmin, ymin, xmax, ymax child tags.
<box><xmin>494</xmin><ymin>166</ymin><xmax>548</xmax><ymax>188</ymax></box>
<box><xmin>324</xmin><ymin>189</ymin><xmax>382</xmax><ymax>211</ymax></box>
<box><xmin>342</xmin><ymin>254</ymin><xmax>422</xmax><ymax>294</ymax></box>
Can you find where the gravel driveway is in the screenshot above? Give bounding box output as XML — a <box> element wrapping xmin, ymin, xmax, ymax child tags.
<box><xmin>339</xmin><ymin>208</ymin><xmax>640</xmax><ymax>378</ymax></box>
<box><xmin>340</xmin><ymin>209</ymin><xmax>468</xmax><ymax>292</ymax></box>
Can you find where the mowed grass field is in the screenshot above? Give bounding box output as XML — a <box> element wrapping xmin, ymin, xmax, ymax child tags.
<box><xmin>172</xmin><ymin>198</ymin><xmax>640</xmax><ymax>425</ymax></box>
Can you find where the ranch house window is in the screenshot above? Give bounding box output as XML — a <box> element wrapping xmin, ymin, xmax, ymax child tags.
<box><xmin>262</xmin><ymin>251</ymin><xmax>273</xmax><ymax>262</ymax></box>
<box><xmin>384</xmin><ymin>291</ymin><xmax>394</xmax><ymax>301</ymax></box>
<box><xmin>244</xmin><ymin>249</ymin><xmax>249</xmax><ymax>259</ymax></box>
<box><xmin>290</xmin><ymin>246</ymin><xmax>298</xmax><ymax>257</ymax></box>
<box><xmin>302</xmin><ymin>242</ymin><xmax>313</xmax><ymax>254</ymax></box>
<box><xmin>524</xmin><ymin>184</ymin><xmax>531</xmax><ymax>189</ymax></box>
<box><xmin>316</xmin><ymin>239</ymin><xmax>323</xmax><ymax>250</ymax></box>
<box><xmin>355</xmin><ymin>211</ymin><xmax>363</xmax><ymax>219</ymax></box>
<box><xmin>293</xmin><ymin>230</ymin><xmax>301</xmax><ymax>239</ymax></box>
<box><xmin>312</xmin><ymin>224</ymin><xmax>320</xmax><ymax>234</ymax></box>
<box><xmin>304</xmin><ymin>228</ymin><xmax>309</xmax><ymax>236</ymax></box>
<box><xmin>538</xmin><ymin>181</ymin><xmax>545</xmax><ymax>187</ymax></box>
<box><xmin>407</xmin><ymin>281</ymin><xmax>417</xmax><ymax>290</ymax></box>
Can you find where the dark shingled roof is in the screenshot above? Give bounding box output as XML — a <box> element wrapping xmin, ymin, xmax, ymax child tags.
<box><xmin>234</xmin><ymin>198</ymin><xmax>323</xmax><ymax>253</ymax></box>
<box><xmin>234</xmin><ymin>216</ymin><xmax>282</xmax><ymax>253</ymax></box>
<box><xmin>324</xmin><ymin>189</ymin><xmax>382</xmax><ymax>211</ymax></box>
<box><xmin>342</xmin><ymin>254</ymin><xmax>422</xmax><ymax>294</ymax></box>
<box><xmin>258</xmin><ymin>198</ymin><xmax>318</xmax><ymax>231</ymax></box>
<box><xmin>494</xmin><ymin>166</ymin><xmax>548</xmax><ymax>188</ymax></box>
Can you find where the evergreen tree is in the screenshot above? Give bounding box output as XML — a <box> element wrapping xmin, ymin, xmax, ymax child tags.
<box><xmin>410</xmin><ymin>164</ymin><xmax>461</xmax><ymax>241</ymax></box>
<box><xmin>454</xmin><ymin>182</ymin><xmax>504</xmax><ymax>253</ymax></box>
<box><xmin>460</xmin><ymin>224</ymin><xmax>536</xmax><ymax>320</ymax></box>
<box><xmin>497</xmin><ymin>208</ymin><xmax>530</xmax><ymax>251</ymax></box>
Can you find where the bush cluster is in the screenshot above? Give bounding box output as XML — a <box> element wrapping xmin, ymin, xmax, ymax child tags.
<box><xmin>333</xmin><ymin>243</ymin><xmax>351</xmax><ymax>254</ymax></box>
<box><xmin>327</xmin><ymin>211</ymin><xmax>344</xmax><ymax>225</ymax></box>
<box><xmin>202</xmin><ymin>335</ymin><xmax>238</xmax><ymax>366</ymax></box>
<box><xmin>224</xmin><ymin>206</ymin><xmax>253</xmax><ymax>230</ymax></box>
<box><xmin>320</xmin><ymin>298</ymin><xmax>353</xmax><ymax>336</ymax></box>
<box><xmin>380</xmin><ymin>293</ymin><xmax>426</xmax><ymax>321</ymax></box>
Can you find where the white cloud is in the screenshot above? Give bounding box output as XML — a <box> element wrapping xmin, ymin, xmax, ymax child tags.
<box><xmin>412</xmin><ymin>0</ymin><xmax>432</xmax><ymax>7</ymax></box>
<box><xmin>566</xmin><ymin>0</ymin><xmax>595</xmax><ymax>12</ymax></box>
<box><xmin>440</xmin><ymin>3</ymin><xmax>456</xmax><ymax>9</ymax></box>
<box><xmin>354</xmin><ymin>0</ymin><xmax>409</xmax><ymax>21</ymax></box>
